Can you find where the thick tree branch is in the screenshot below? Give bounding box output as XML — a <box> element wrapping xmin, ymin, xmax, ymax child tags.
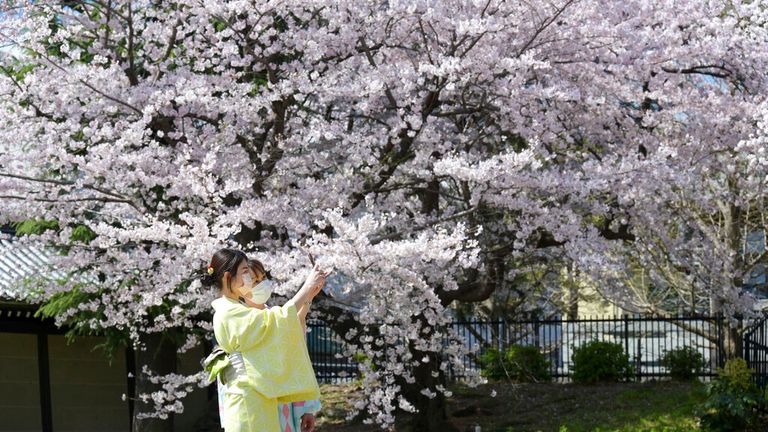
<box><xmin>369</xmin><ymin>206</ymin><xmax>479</xmax><ymax>244</ymax></box>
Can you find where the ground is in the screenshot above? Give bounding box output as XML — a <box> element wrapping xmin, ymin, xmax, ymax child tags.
<box><xmin>314</xmin><ymin>380</ymin><xmax>710</xmax><ymax>432</ymax></box>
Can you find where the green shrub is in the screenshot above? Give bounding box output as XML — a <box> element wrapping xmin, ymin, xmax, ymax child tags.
<box><xmin>571</xmin><ymin>340</ymin><xmax>634</xmax><ymax>384</ymax></box>
<box><xmin>506</xmin><ymin>345</ymin><xmax>552</xmax><ymax>382</ymax></box>
<box><xmin>478</xmin><ymin>348</ymin><xmax>505</xmax><ymax>380</ymax></box>
<box><xmin>718</xmin><ymin>357</ymin><xmax>757</xmax><ymax>390</ymax></box>
<box><xmin>478</xmin><ymin>344</ymin><xmax>551</xmax><ymax>382</ymax></box>
<box><xmin>660</xmin><ymin>346</ymin><xmax>704</xmax><ymax>381</ymax></box>
<box><xmin>698</xmin><ymin>358</ymin><xmax>766</xmax><ymax>431</ymax></box>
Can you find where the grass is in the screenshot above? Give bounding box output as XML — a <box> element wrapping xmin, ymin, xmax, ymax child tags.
<box><xmin>450</xmin><ymin>381</ymin><xmax>707</xmax><ymax>432</ymax></box>
<box><xmin>315</xmin><ymin>380</ymin><xmax>709</xmax><ymax>432</ymax></box>
<box><xmin>543</xmin><ymin>383</ymin><xmax>706</xmax><ymax>432</ymax></box>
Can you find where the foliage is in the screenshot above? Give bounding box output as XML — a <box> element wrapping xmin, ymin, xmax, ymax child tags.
<box><xmin>660</xmin><ymin>346</ymin><xmax>705</xmax><ymax>381</ymax></box>
<box><xmin>477</xmin><ymin>344</ymin><xmax>551</xmax><ymax>383</ymax></box>
<box><xmin>697</xmin><ymin>358</ymin><xmax>766</xmax><ymax>432</ymax></box>
<box><xmin>571</xmin><ymin>340</ymin><xmax>634</xmax><ymax>384</ymax></box>
<box><xmin>477</xmin><ymin>348</ymin><xmax>506</xmax><ymax>380</ymax></box>
<box><xmin>14</xmin><ymin>219</ymin><xmax>59</xmax><ymax>236</ymax></box>
<box><xmin>34</xmin><ymin>282</ymin><xmax>131</xmax><ymax>361</ymax></box>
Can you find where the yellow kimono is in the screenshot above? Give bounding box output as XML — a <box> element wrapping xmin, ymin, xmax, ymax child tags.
<box><xmin>211</xmin><ymin>297</ymin><xmax>320</xmax><ymax>432</ymax></box>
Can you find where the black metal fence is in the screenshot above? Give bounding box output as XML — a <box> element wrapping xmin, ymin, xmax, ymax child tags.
<box><xmin>306</xmin><ymin>320</ymin><xmax>358</xmax><ymax>383</ymax></box>
<box><xmin>448</xmin><ymin>315</ymin><xmax>727</xmax><ymax>382</ymax></box>
<box><xmin>306</xmin><ymin>315</ymin><xmax>768</xmax><ymax>384</ymax></box>
<box><xmin>745</xmin><ymin>315</ymin><xmax>768</xmax><ymax>387</ymax></box>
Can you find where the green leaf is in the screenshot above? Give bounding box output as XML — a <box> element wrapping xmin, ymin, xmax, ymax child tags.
<box><xmin>14</xmin><ymin>219</ymin><xmax>60</xmax><ymax>235</ymax></box>
<box><xmin>70</xmin><ymin>224</ymin><xmax>97</xmax><ymax>243</ymax></box>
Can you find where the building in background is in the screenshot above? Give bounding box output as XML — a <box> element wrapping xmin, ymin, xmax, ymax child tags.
<box><xmin>0</xmin><ymin>228</ymin><xmax>213</xmax><ymax>432</ymax></box>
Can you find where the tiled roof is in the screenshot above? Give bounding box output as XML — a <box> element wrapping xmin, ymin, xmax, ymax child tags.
<box><xmin>0</xmin><ymin>231</ymin><xmax>54</xmax><ymax>300</ymax></box>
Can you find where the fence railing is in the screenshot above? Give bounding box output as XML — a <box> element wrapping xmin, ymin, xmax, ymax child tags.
<box><xmin>306</xmin><ymin>320</ymin><xmax>358</xmax><ymax>383</ymax></box>
<box><xmin>447</xmin><ymin>315</ymin><xmax>727</xmax><ymax>382</ymax></box>
<box><xmin>306</xmin><ymin>315</ymin><xmax>765</xmax><ymax>384</ymax></box>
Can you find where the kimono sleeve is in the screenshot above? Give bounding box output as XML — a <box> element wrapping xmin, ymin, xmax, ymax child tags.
<box><xmin>236</xmin><ymin>304</ymin><xmax>301</xmax><ymax>352</ymax></box>
<box><xmin>212</xmin><ymin>302</ymin><xmax>290</xmax><ymax>353</ymax></box>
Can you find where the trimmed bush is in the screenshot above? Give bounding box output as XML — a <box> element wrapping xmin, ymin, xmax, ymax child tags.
<box><xmin>660</xmin><ymin>346</ymin><xmax>704</xmax><ymax>381</ymax></box>
<box><xmin>478</xmin><ymin>344</ymin><xmax>551</xmax><ymax>382</ymax></box>
<box><xmin>698</xmin><ymin>358</ymin><xmax>766</xmax><ymax>431</ymax></box>
<box><xmin>571</xmin><ymin>340</ymin><xmax>634</xmax><ymax>384</ymax></box>
<box><xmin>478</xmin><ymin>348</ymin><xmax>506</xmax><ymax>380</ymax></box>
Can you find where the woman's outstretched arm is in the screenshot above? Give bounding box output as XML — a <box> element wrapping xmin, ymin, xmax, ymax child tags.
<box><xmin>288</xmin><ymin>263</ymin><xmax>328</xmax><ymax>308</ymax></box>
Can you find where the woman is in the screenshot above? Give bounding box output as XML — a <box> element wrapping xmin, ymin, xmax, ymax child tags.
<box><xmin>201</xmin><ymin>248</ymin><xmax>327</xmax><ymax>432</ymax></box>
<box><xmin>245</xmin><ymin>258</ymin><xmax>322</xmax><ymax>432</ymax></box>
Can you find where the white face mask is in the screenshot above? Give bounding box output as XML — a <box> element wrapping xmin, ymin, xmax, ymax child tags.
<box><xmin>250</xmin><ymin>279</ymin><xmax>275</xmax><ymax>304</ymax></box>
<box><xmin>240</xmin><ymin>273</ymin><xmax>274</xmax><ymax>304</ymax></box>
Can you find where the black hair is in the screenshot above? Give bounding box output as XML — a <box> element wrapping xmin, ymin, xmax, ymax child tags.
<box><xmin>248</xmin><ymin>258</ymin><xmax>266</xmax><ymax>278</ymax></box>
<box><xmin>200</xmin><ymin>248</ymin><xmax>248</xmax><ymax>291</ymax></box>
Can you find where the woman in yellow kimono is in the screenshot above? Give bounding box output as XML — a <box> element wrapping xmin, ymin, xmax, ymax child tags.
<box><xmin>201</xmin><ymin>248</ymin><xmax>328</xmax><ymax>432</ymax></box>
<box><xmin>212</xmin><ymin>257</ymin><xmax>322</xmax><ymax>432</ymax></box>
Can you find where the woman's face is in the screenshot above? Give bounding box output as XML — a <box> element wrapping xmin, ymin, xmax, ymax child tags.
<box><xmin>249</xmin><ymin>261</ymin><xmax>267</xmax><ymax>284</ymax></box>
<box><xmin>231</xmin><ymin>260</ymin><xmax>255</xmax><ymax>297</ymax></box>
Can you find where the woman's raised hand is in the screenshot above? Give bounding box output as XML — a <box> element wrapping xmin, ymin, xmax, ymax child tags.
<box><xmin>304</xmin><ymin>263</ymin><xmax>329</xmax><ymax>297</ymax></box>
<box><xmin>290</xmin><ymin>263</ymin><xmax>331</xmax><ymax>307</ymax></box>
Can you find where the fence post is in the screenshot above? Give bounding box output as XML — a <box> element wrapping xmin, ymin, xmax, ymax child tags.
<box><xmin>623</xmin><ymin>314</ymin><xmax>630</xmax><ymax>363</ymax></box>
<box><xmin>744</xmin><ymin>337</ymin><xmax>750</xmax><ymax>365</ymax></box>
<box><xmin>717</xmin><ymin>316</ymin><xmax>725</xmax><ymax>368</ymax></box>
<box><xmin>743</xmin><ymin>317</ymin><xmax>751</xmax><ymax>369</ymax></box>
<box><xmin>636</xmin><ymin>337</ymin><xmax>642</xmax><ymax>382</ymax></box>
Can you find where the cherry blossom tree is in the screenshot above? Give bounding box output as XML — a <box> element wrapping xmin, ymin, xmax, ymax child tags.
<box><xmin>1</xmin><ymin>0</ymin><xmax>766</xmax><ymax>430</ymax></box>
<box><xmin>571</xmin><ymin>101</ymin><xmax>768</xmax><ymax>357</ymax></box>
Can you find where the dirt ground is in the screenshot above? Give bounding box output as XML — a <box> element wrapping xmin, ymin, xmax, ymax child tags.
<box><xmin>313</xmin><ymin>381</ymin><xmax>706</xmax><ymax>432</ymax></box>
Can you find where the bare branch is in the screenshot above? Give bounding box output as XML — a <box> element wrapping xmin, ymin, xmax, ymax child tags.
<box><xmin>358</xmin><ymin>37</ymin><xmax>399</xmax><ymax>109</ymax></box>
<box><xmin>369</xmin><ymin>206</ymin><xmax>479</xmax><ymax>244</ymax></box>
<box><xmin>517</xmin><ymin>0</ymin><xmax>578</xmax><ymax>57</ymax></box>
<box><xmin>0</xmin><ymin>194</ymin><xmax>139</xmax><ymax>209</ymax></box>
<box><xmin>0</xmin><ymin>172</ymin><xmax>141</xmax><ymax>210</ymax></box>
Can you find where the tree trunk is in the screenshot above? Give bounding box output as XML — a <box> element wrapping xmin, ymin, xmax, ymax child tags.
<box><xmin>725</xmin><ymin>321</ymin><xmax>744</xmax><ymax>360</ymax></box>
<box><xmin>400</xmin><ymin>310</ymin><xmax>458</xmax><ymax>432</ymax></box>
<box><xmin>400</xmin><ymin>350</ymin><xmax>458</xmax><ymax>432</ymax></box>
<box><xmin>419</xmin><ymin>176</ymin><xmax>441</xmax><ymax>217</ymax></box>
<box><xmin>566</xmin><ymin>262</ymin><xmax>579</xmax><ymax>320</ymax></box>
<box><xmin>718</xmin><ymin>198</ymin><xmax>745</xmax><ymax>361</ymax></box>
<box><xmin>132</xmin><ymin>332</ymin><xmax>178</xmax><ymax>432</ymax></box>
<box><xmin>318</xmin><ymin>302</ymin><xmax>458</xmax><ymax>432</ymax></box>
